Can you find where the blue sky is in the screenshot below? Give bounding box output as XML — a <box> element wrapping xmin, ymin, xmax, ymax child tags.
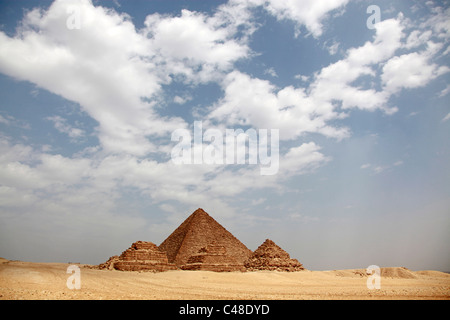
<box><xmin>0</xmin><ymin>0</ymin><xmax>449</xmax><ymax>271</ymax></box>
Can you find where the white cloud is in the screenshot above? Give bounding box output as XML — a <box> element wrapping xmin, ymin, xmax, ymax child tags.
<box><xmin>264</xmin><ymin>67</ymin><xmax>278</xmax><ymax>77</ymax></box>
<box><xmin>0</xmin><ymin>114</ymin><xmax>30</xmax><ymax>129</ymax></box>
<box><xmin>251</xmin><ymin>197</ymin><xmax>266</xmax><ymax>206</ymax></box>
<box><xmin>443</xmin><ymin>45</ymin><xmax>450</xmax><ymax>56</ymax></box>
<box><xmin>0</xmin><ymin>138</ymin><xmax>34</xmax><ymax>164</ymax></box>
<box><xmin>294</xmin><ymin>74</ymin><xmax>309</xmax><ymax>82</ymax></box>
<box><xmin>0</xmin><ymin>138</ymin><xmax>91</xmax><ymax>190</ymax></box>
<box><xmin>309</xmin><ymin>17</ymin><xmax>405</xmax><ymax>115</ymax></box>
<box><xmin>0</xmin><ymin>0</ymin><xmax>186</xmax><ymax>156</ymax></box>
<box><xmin>0</xmin><ymin>0</ymin><xmax>260</xmax><ymax>157</ymax></box>
<box><xmin>0</xmin><ymin>115</ymin><xmax>9</xmax><ymax>125</ymax></box>
<box><xmin>373</xmin><ymin>166</ymin><xmax>387</xmax><ymax>174</ymax></box>
<box><xmin>421</xmin><ymin>6</ymin><xmax>450</xmax><ymax>41</ymax></box>
<box><xmin>173</xmin><ymin>95</ymin><xmax>192</xmax><ymax>105</ymax></box>
<box><xmin>0</xmin><ymin>185</ymin><xmax>38</xmax><ymax>208</ymax></box>
<box><xmin>0</xmin><ymin>1</ymin><xmax>333</xmax><ymax>227</ymax></box>
<box><xmin>382</xmin><ymin>5</ymin><xmax>450</xmax><ymax>95</ymax></box>
<box><xmin>347</xmin><ymin>17</ymin><xmax>404</xmax><ymax>66</ymax></box>
<box><xmin>144</xmin><ymin>8</ymin><xmax>251</xmax><ymax>83</ymax></box>
<box><xmin>46</xmin><ymin>115</ymin><xmax>85</xmax><ymax>139</ymax></box>
<box><xmin>253</xmin><ymin>0</ymin><xmax>349</xmax><ymax>37</ymax></box>
<box><xmin>206</xmin><ymin>15</ymin><xmax>438</xmax><ymax>144</ymax></box>
<box><xmin>382</xmin><ymin>51</ymin><xmax>450</xmax><ymax>94</ymax></box>
<box><xmin>187</xmin><ymin>141</ymin><xmax>329</xmax><ymax>199</ymax></box>
<box><xmin>280</xmin><ymin>142</ymin><xmax>329</xmax><ymax>175</ymax></box>
<box><xmin>442</xmin><ymin>112</ymin><xmax>450</xmax><ymax>123</ymax></box>
<box><xmin>438</xmin><ymin>84</ymin><xmax>450</xmax><ymax>97</ymax></box>
<box><xmin>326</xmin><ymin>40</ymin><xmax>340</xmax><ymax>55</ymax></box>
<box><xmin>363</xmin><ymin>160</ymin><xmax>404</xmax><ymax>175</ymax></box>
<box><xmin>393</xmin><ymin>160</ymin><xmax>404</xmax><ymax>166</ymax></box>
<box><xmin>405</xmin><ymin>30</ymin><xmax>433</xmax><ymax>49</ymax></box>
<box><xmin>207</xmin><ymin>70</ymin><xmax>349</xmax><ymax>140</ymax></box>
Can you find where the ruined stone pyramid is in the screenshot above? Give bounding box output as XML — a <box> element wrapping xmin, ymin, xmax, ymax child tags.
<box><xmin>181</xmin><ymin>241</ymin><xmax>246</xmax><ymax>272</ymax></box>
<box><xmin>99</xmin><ymin>241</ymin><xmax>176</xmax><ymax>272</ymax></box>
<box><xmin>159</xmin><ymin>208</ymin><xmax>252</xmax><ymax>267</ymax></box>
<box><xmin>97</xmin><ymin>209</ymin><xmax>306</xmax><ymax>273</ymax></box>
<box><xmin>244</xmin><ymin>239</ymin><xmax>305</xmax><ymax>271</ymax></box>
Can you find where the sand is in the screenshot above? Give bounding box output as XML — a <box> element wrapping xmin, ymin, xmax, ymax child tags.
<box><xmin>0</xmin><ymin>258</ymin><xmax>449</xmax><ymax>300</ymax></box>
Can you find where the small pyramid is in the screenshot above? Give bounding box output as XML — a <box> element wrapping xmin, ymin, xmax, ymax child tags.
<box><xmin>244</xmin><ymin>239</ymin><xmax>305</xmax><ymax>272</ymax></box>
<box><xmin>181</xmin><ymin>241</ymin><xmax>246</xmax><ymax>272</ymax></box>
<box><xmin>100</xmin><ymin>241</ymin><xmax>177</xmax><ymax>272</ymax></box>
<box><xmin>159</xmin><ymin>208</ymin><xmax>252</xmax><ymax>267</ymax></box>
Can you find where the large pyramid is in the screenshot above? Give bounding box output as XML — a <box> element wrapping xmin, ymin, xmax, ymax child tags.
<box><xmin>244</xmin><ymin>239</ymin><xmax>305</xmax><ymax>271</ymax></box>
<box><xmin>159</xmin><ymin>208</ymin><xmax>252</xmax><ymax>267</ymax></box>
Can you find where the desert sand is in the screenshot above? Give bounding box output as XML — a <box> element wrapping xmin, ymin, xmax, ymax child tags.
<box><xmin>0</xmin><ymin>258</ymin><xmax>449</xmax><ymax>300</ymax></box>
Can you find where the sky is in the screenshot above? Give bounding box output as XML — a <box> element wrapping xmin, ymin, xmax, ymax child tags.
<box><xmin>0</xmin><ymin>0</ymin><xmax>449</xmax><ymax>271</ymax></box>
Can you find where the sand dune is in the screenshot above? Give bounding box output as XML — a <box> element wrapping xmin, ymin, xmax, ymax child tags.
<box><xmin>0</xmin><ymin>258</ymin><xmax>449</xmax><ymax>300</ymax></box>
<box><xmin>380</xmin><ymin>267</ymin><xmax>418</xmax><ymax>279</ymax></box>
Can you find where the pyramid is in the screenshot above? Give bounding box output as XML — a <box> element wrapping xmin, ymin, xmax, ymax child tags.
<box><xmin>181</xmin><ymin>241</ymin><xmax>246</xmax><ymax>272</ymax></box>
<box><xmin>159</xmin><ymin>208</ymin><xmax>252</xmax><ymax>267</ymax></box>
<box><xmin>99</xmin><ymin>241</ymin><xmax>177</xmax><ymax>272</ymax></box>
<box><xmin>244</xmin><ymin>239</ymin><xmax>305</xmax><ymax>272</ymax></box>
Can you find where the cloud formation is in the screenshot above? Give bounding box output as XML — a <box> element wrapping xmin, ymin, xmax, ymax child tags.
<box><xmin>237</xmin><ymin>0</ymin><xmax>349</xmax><ymax>37</ymax></box>
<box><xmin>0</xmin><ymin>0</ymin><xmax>449</xmax><ymax>264</ymax></box>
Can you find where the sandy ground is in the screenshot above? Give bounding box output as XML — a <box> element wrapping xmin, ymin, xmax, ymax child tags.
<box><xmin>0</xmin><ymin>258</ymin><xmax>449</xmax><ymax>300</ymax></box>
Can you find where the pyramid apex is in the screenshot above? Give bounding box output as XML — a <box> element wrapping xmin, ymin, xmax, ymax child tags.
<box><xmin>261</xmin><ymin>239</ymin><xmax>277</xmax><ymax>247</ymax></box>
<box><xmin>191</xmin><ymin>208</ymin><xmax>210</xmax><ymax>217</ymax></box>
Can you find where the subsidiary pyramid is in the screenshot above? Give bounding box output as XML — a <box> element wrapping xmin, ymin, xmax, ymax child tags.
<box><xmin>181</xmin><ymin>241</ymin><xmax>246</xmax><ymax>272</ymax></box>
<box><xmin>244</xmin><ymin>239</ymin><xmax>305</xmax><ymax>271</ymax></box>
<box><xmin>98</xmin><ymin>241</ymin><xmax>176</xmax><ymax>272</ymax></box>
<box><xmin>159</xmin><ymin>208</ymin><xmax>252</xmax><ymax>267</ymax></box>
